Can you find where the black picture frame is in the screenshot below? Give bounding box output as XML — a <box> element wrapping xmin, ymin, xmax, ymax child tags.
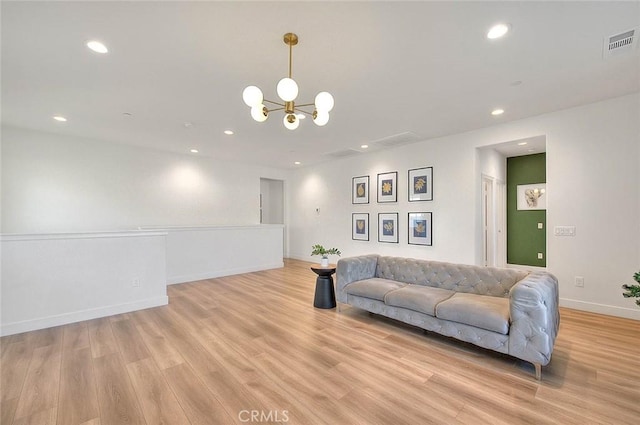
<box><xmin>352</xmin><ymin>175</ymin><xmax>370</xmax><ymax>204</ymax></box>
<box><xmin>408</xmin><ymin>212</ymin><xmax>433</xmax><ymax>246</ymax></box>
<box><xmin>378</xmin><ymin>212</ymin><xmax>399</xmax><ymax>243</ymax></box>
<box><xmin>408</xmin><ymin>167</ymin><xmax>433</xmax><ymax>202</ymax></box>
<box><xmin>352</xmin><ymin>213</ymin><xmax>369</xmax><ymax>241</ymax></box>
<box><xmin>377</xmin><ymin>171</ymin><xmax>398</xmax><ymax>203</ymax></box>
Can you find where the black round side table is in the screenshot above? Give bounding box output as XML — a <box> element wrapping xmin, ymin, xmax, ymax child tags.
<box><xmin>311</xmin><ymin>266</ymin><xmax>337</xmax><ymax>309</ymax></box>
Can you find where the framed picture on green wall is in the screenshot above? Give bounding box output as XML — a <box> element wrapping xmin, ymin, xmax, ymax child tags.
<box><xmin>517</xmin><ymin>183</ymin><xmax>547</xmax><ymax>210</ymax></box>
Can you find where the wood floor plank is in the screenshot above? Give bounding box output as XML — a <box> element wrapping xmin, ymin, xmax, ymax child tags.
<box><xmin>12</xmin><ymin>407</ymin><xmax>57</xmax><ymax>425</ymax></box>
<box><xmin>24</xmin><ymin>327</ymin><xmax>63</xmax><ymax>352</ymax></box>
<box><xmin>87</xmin><ymin>318</ymin><xmax>118</xmax><ymax>359</ymax></box>
<box><xmin>0</xmin><ymin>397</ymin><xmax>19</xmax><ymax>425</ymax></box>
<box><xmin>126</xmin><ymin>357</ymin><xmax>190</xmax><ymax>425</ymax></box>
<box><xmin>153</xmin><ymin>318</ymin><xmax>220</xmax><ymax>376</ymax></box>
<box><xmin>0</xmin><ymin>341</ymin><xmax>30</xmax><ymax>402</ymax></box>
<box><xmin>134</xmin><ymin>320</ymin><xmax>185</xmax><ymax>370</ymax></box>
<box><xmin>163</xmin><ymin>363</ymin><xmax>235</xmax><ymax>425</ymax></box>
<box><xmin>62</xmin><ymin>322</ymin><xmax>90</xmax><ymax>352</ymax></box>
<box><xmin>110</xmin><ymin>320</ymin><xmax>150</xmax><ymax>364</ymax></box>
<box><xmin>13</xmin><ymin>344</ymin><xmax>62</xmax><ymax>420</ymax></box>
<box><xmin>57</xmin><ymin>347</ymin><xmax>100</xmax><ymax>425</ymax></box>
<box><xmin>92</xmin><ymin>353</ymin><xmax>145</xmax><ymax>425</ymax></box>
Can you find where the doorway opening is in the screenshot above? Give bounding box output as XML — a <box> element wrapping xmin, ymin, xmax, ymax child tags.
<box><xmin>478</xmin><ymin>135</ymin><xmax>546</xmax><ymax>268</ymax></box>
<box><xmin>259</xmin><ymin>178</ymin><xmax>284</xmax><ymax>225</ymax></box>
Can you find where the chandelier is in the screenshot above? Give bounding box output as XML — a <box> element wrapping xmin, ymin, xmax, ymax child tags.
<box><xmin>242</xmin><ymin>33</ymin><xmax>334</xmax><ymax>130</ymax></box>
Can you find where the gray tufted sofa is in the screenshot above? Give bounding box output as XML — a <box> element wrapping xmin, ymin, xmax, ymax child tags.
<box><xmin>336</xmin><ymin>255</ymin><xmax>559</xmax><ymax>379</ymax></box>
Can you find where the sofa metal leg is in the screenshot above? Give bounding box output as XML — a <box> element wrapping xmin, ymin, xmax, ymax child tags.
<box><xmin>534</xmin><ymin>363</ymin><xmax>541</xmax><ymax>380</ymax></box>
<box><xmin>337</xmin><ymin>303</ymin><xmax>341</xmax><ymax>313</ymax></box>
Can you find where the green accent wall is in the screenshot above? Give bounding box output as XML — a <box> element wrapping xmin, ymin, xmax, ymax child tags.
<box><xmin>507</xmin><ymin>153</ymin><xmax>546</xmax><ymax>267</ymax></box>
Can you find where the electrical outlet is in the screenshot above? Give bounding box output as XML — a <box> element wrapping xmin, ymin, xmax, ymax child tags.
<box><xmin>537</xmin><ymin>252</ymin><xmax>543</xmax><ymax>260</ymax></box>
<box><xmin>132</xmin><ymin>278</ymin><xmax>140</xmax><ymax>287</ymax></box>
<box><xmin>575</xmin><ymin>276</ymin><xmax>584</xmax><ymax>287</ymax></box>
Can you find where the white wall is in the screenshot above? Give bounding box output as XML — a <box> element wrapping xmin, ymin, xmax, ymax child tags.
<box><xmin>287</xmin><ymin>93</ymin><xmax>640</xmax><ymax>320</ymax></box>
<box><xmin>148</xmin><ymin>225</ymin><xmax>284</xmax><ymax>284</ymax></box>
<box><xmin>1</xmin><ymin>231</ymin><xmax>168</xmax><ymax>336</ymax></box>
<box><xmin>1</xmin><ymin>126</ymin><xmax>288</xmax><ymax>233</ymax></box>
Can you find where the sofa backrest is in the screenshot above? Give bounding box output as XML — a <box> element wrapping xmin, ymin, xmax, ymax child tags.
<box><xmin>375</xmin><ymin>256</ymin><xmax>529</xmax><ymax>297</ymax></box>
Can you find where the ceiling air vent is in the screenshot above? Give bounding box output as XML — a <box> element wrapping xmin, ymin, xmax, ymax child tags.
<box><xmin>603</xmin><ymin>28</ymin><xmax>638</xmax><ymax>58</ymax></box>
<box><xmin>326</xmin><ymin>149</ymin><xmax>361</xmax><ymax>159</ymax></box>
<box><xmin>370</xmin><ymin>132</ymin><xmax>422</xmax><ymax>148</ymax></box>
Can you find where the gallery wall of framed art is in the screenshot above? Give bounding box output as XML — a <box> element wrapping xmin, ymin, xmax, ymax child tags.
<box><xmin>351</xmin><ymin>166</ymin><xmax>434</xmax><ymax>247</ymax></box>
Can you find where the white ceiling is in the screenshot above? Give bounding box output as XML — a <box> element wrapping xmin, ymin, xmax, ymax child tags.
<box><xmin>2</xmin><ymin>1</ymin><xmax>639</xmax><ymax>168</ymax></box>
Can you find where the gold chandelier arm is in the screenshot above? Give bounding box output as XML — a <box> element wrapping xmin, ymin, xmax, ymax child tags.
<box><xmin>263</xmin><ymin>99</ymin><xmax>285</xmax><ymax>107</ymax></box>
<box><xmin>268</xmin><ymin>107</ymin><xmax>286</xmax><ymax>112</ymax></box>
<box><xmin>295</xmin><ymin>108</ymin><xmax>315</xmax><ymax>116</ymax></box>
<box><xmin>295</xmin><ymin>103</ymin><xmax>315</xmax><ymax>108</ymax></box>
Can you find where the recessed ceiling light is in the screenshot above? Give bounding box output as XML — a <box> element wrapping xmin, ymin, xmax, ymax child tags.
<box><xmin>360</xmin><ymin>144</ymin><xmax>369</xmax><ymax>149</ymax></box>
<box><xmin>510</xmin><ymin>80</ymin><xmax>523</xmax><ymax>87</ymax></box>
<box><xmin>518</xmin><ymin>142</ymin><xmax>527</xmax><ymax>146</ymax></box>
<box><xmin>491</xmin><ymin>108</ymin><xmax>505</xmax><ymax>116</ymax></box>
<box><xmin>296</xmin><ymin>114</ymin><xmax>306</xmax><ymax>120</ymax></box>
<box><xmin>86</xmin><ymin>40</ymin><xmax>108</xmax><ymax>54</ymax></box>
<box><xmin>224</xmin><ymin>130</ymin><xmax>234</xmax><ymax>135</ymax></box>
<box><xmin>528</xmin><ymin>149</ymin><xmax>535</xmax><ymax>152</ymax></box>
<box><xmin>487</xmin><ymin>24</ymin><xmax>510</xmax><ymax>39</ymax></box>
<box><xmin>183</xmin><ymin>122</ymin><xmax>193</xmax><ymax>128</ymax></box>
<box><xmin>294</xmin><ymin>161</ymin><xmax>301</xmax><ymax>165</ymax></box>
<box><xmin>190</xmin><ymin>149</ymin><xmax>199</xmax><ymax>153</ymax></box>
<box><xmin>53</xmin><ymin>115</ymin><xmax>67</xmax><ymax>122</ymax></box>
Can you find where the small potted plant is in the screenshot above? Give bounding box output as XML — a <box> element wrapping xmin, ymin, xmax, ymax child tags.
<box><xmin>622</xmin><ymin>270</ymin><xmax>640</xmax><ymax>307</ymax></box>
<box><xmin>311</xmin><ymin>244</ymin><xmax>341</xmax><ymax>267</ymax></box>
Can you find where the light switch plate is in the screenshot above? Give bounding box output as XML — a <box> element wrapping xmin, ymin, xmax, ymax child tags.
<box><xmin>538</xmin><ymin>222</ymin><xmax>544</xmax><ymax>229</ymax></box>
<box><xmin>554</xmin><ymin>226</ymin><xmax>576</xmax><ymax>236</ymax></box>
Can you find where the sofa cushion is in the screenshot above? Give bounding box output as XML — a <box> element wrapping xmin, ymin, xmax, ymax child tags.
<box><xmin>384</xmin><ymin>284</ymin><xmax>455</xmax><ymax>317</ymax></box>
<box><xmin>435</xmin><ymin>293</ymin><xmax>510</xmax><ymax>335</ymax></box>
<box><xmin>344</xmin><ymin>278</ymin><xmax>405</xmax><ymax>301</ymax></box>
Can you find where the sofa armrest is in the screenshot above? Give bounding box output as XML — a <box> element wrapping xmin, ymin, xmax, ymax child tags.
<box><xmin>336</xmin><ymin>255</ymin><xmax>379</xmax><ymax>303</ymax></box>
<box><xmin>508</xmin><ymin>272</ymin><xmax>560</xmax><ymax>366</ymax></box>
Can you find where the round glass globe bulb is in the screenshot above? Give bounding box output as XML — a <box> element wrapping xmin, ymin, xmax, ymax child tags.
<box><xmin>243</xmin><ymin>86</ymin><xmax>263</xmax><ymax>107</ymax></box>
<box><xmin>313</xmin><ymin>110</ymin><xmax>330</xmax><ymax>126</ymax></box>
<box><xmin>251</xmin><ymin>104</ymin><xmax>268</xmax><ymax>122</ymax></box>
<box><xmin>487</xmin><ymin>24</ymin><xmax>509</xmax><ymax>39</ymax></box>
<box><xmin>314</xmin><ymin>92</ymin><xmax>334</xmax><ymax>112</ymax></box>
<box><xmin>277</xmin><ymin>78</ymin><xmax>298</xmax><ymax>101</ymax></box>
<box><xmin>283</xmin><ymin>114</ymin><xmax>299</xmax><ymax>130</ymax></box>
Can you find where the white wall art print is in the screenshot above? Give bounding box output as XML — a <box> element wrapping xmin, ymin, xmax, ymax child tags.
<box><xmin>517</xmin><ymin>183</ymin><xmax>546</xmax><ymax>210</ymax></box>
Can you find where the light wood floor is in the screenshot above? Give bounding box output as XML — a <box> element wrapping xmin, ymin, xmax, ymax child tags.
<box><xmin>1</xmin><ymin>259</ymin><xmax>639</xmax><ymax>425</ymax></box>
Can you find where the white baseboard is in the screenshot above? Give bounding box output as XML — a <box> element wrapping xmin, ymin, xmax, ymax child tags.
<box><xmin>286</xmin><ymin>254</ymin><xmax>311</xmax><ymax>262</ymax></box>
<box><xmin>0</xmin><ymin>296</ymin><xmax>169</xmax><ymax>337</ymax></box>
<box><xmin>560</xmin><ymin>297</ymin><xmax>640</xmax><ymax>320</ymax></box>
<box><xmin>167</xmin><ymin>262</ymin><xmax>284</xmax><ymax>285</ymax></box>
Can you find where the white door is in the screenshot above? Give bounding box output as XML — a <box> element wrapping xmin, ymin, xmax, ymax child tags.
<box><xmin>482</xmin><ymin>176</ymin><xmax>494</xmax><ymax>267</ymax></box>
<box><xmin>495</xmin><ymin>180</ymin><xmax>506</xmax><ymax>267</ymax></box>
